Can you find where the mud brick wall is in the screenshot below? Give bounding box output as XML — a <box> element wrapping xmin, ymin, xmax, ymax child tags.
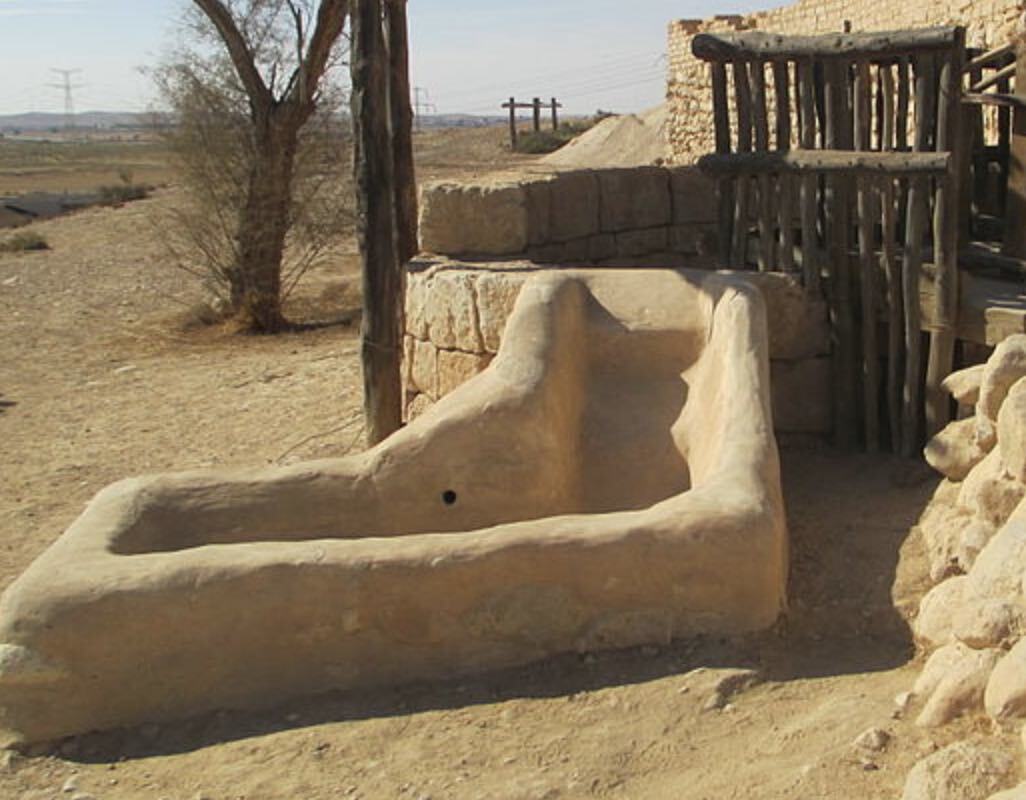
<box><xmin>667</xmin><ymin>0</ymin><xmax>1022</xmax><ymax>164</ymax></box>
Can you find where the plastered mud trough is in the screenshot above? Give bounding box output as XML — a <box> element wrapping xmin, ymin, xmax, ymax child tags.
<box><xmin>0</xmin><ymin>268</ymin><xmax>787</xmax><ymax>745</ymax></box>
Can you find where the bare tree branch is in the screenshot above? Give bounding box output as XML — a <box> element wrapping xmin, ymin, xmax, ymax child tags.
<box><xmin>193</xmin><ymin>0</ymin><xmax>273</xmax><ymax>117</ymax></box>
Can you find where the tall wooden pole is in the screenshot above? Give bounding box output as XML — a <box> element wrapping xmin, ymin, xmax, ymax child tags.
<box><xmin>352</xmin><ymin>0</ymin><xmax>403</xmax><ymax>444</ymax></box>
<box><xmin>386</xmin><ymin>0</ymin><xmax>418</xmax><ymax>265</ymax></box>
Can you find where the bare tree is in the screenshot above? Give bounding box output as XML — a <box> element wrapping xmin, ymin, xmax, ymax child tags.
<box><xmin>178</xmin><ymin>0</ymin><xmax>350</xmax><ymax>332</ymax></box>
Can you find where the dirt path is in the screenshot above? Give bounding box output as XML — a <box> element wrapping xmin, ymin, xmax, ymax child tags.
<box><xmin>0</xmin><ymin>128</ymin><xmax>1003</xmax><ymax>799</ymax></box>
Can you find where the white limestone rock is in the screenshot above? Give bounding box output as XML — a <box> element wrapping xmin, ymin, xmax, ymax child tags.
<box><xmin>943</xmin><ymin>364</ymin><xmax>985</xmax><ymax>407</ymax></box>
<box><xmin>985</xmin><ymin>638</ymin><xmax>1026</xmax><ymax>722</ymax></box>
<box><xmin>418</xmin><ymin>181</ymin><xmax>529</xmax><ymax>257</ymax></box>
<box><xmin>476</xmin><ymin>271</ymin><xmax>526</xmax><ymax>353</ymax></box>
<box><xmin>901</xmin><ymin>740</ymin><xmax>1016</xmax><ymax>800</ymax></box>
<box><xmin>922</xmin><ymin>505</ymin><xmax>975</xmax><ymax>582</ymax></box>
<box><xmin>914</xmin><ymin>643</ymin><xmax>1002</xmax><ymax>728</ymax></box>
<box><xmin>998</xmin><ymin>377</ymin><xmax>1026</xmax><ymax>482</ymax></box>
<box><xmin>914</xmin><ymin>576</ymin><xmax>967</xmax><ymax>649</ymax></box>
<box><xmin>978</xmin><ymin>335</ymin><xmax>1026</xmax><ymax>423</ymax></box>
<box><xmin>925</xmin><ymin>417</ymin><xmax>989</xmax><ymax>481</ymax></box>
<box><xmin>958</xmin><ymin>449</ymin><xmax>1025</xmax><ymax>529</ymax></box>
<box><xmin>963</xmin><ymin>503</ymin><xmax>1026</xmax><ymax>609</ymax></box>
<box><xmin>986</xmin><ymin>783</ymin><xmax>1026</xmax><ymax>800</ymax></box>
<box><xmin>952</xmin><ymin>599</ymin><xmax>1025</xmax><ymax>650</ymax></box>
<box><xmin>956</xmin><ymin>519</ymin><xmax>999</xmax><ymax>574</ymax></box>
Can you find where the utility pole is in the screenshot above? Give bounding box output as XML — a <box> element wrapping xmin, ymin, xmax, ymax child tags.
<box><xmin>412</xmin><ymin>86</ymin><xmax>436</xmax><ymax>131</ymax></box>
<box><xmin>49</xmin><ymin>69</ymin><xmax>84</xmax><ymax>132</ymax></box>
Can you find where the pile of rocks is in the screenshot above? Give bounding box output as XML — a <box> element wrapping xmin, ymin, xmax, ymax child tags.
<box><xmin>903</xmin><ymin>335</ymin><xmax>1026</xmax><ymax>798</ymax></box>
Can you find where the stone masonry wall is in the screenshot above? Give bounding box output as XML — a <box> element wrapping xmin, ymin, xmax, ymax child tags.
<box><xmin>404</xmin><ymin>258</ymin><xmax>834</xmax><ymax>436</ymax></box>
<box><xmin>667</xmin><ymin>0</ymin><xmax>1022</xmax><ymax>164</ymax></box>
<box><xmin>418</xmin><ymin>167</ymin><xmax>719</xmax><ymax>266</ymax></box>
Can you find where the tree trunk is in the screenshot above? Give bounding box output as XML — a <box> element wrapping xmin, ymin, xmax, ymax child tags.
<box><xmin>232</xmin><ymin>115</ymin><xmax>298</xmax><ymax>333</ymax></box>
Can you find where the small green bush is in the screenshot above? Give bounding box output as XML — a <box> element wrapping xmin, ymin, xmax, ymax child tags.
<box><xmin>513</xmin><ymin>116</ymin><xmax>602</xmax><ymax>155</ymax></box>
<box><xmin>98</xmin><ymin>182</ymin><xmax>152</xmax><ymax>206</ymax></box>
<box><xmin>0</xmin><ymin>230</ymin><xmax>49</xmax><ymax>253</ymax></box>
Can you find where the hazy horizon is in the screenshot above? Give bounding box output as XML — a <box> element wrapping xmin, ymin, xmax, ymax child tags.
<box><xmin>0</xmin><ymin>0</ymin><xmax>766</xmax><ymax>118</ymax></box>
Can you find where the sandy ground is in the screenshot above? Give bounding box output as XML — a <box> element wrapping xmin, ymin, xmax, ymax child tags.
<box><xmin>0</xmin><ymin>126</ymin><xmax>1016</xmax><ymax>799</ymax></box>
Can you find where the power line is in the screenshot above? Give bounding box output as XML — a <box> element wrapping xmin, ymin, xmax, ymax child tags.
<box><xmin>49</xmin><ymin>68</ymin><xmax>84</xmax><ymax>131</ymax></box>
<box><xmin>413</xmin><ymin>86</ymin><xmax>436</xmax><ymax>130</ymax></box>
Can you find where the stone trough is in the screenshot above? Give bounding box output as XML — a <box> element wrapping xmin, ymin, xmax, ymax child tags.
<box><xmin>0</xmin><ymin>268</ymin><xmax>787</xmax><ymax>745</ymax></box>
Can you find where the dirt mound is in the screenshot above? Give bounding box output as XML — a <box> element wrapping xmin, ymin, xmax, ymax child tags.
<box><xmin>541</xmin><ymin>105</ymin><xmax>667</xmax><ymax>169</ymax></box>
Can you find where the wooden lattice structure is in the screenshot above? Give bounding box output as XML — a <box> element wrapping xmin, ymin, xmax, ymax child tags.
<box><xmin>693</xmin><ymin>27</ymin><xmax>967</xmax><ymax>456</ymax></box>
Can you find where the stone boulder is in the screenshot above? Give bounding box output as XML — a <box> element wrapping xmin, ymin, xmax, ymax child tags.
<box><xmin>986</xmin><ymin>638</ymin><xmax>1026</xmax><ymax>723</ymax></box>
<box><xmin>978</xmin><ymin>335</ymin><xmax>1026</xmax><ymax>424</ymax></box>
<box><xmin>914</xmin><ymin>576</ymin><xmax>966</xmax><ymax>649</ymax></box>
<box><xmin>998</xmin><ymin>378</ymin><xmax>1026</xmax><ymax>482</ymax></box>
<box><xmin>925</xmin><ymin>417</ymin><xmax>989</xmax><ymax>482</ymax></box>
<box><xmin>944</xmin><ymin>364</ymin><xmax>985</xmax><ymax>408</ymax></box>
<box><xmin>913</xmin><ymin>643</ymin><xmax>1002</xmax><ymax>728</ymax></box>
<box><xmin>902</xmin><ymin>740</ymin><xmax>1016</xmax><ymax>800</ymax></box>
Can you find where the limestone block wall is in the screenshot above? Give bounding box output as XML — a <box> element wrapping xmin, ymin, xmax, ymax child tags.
<box><xmin>418</xmin><ymin>167</ymin><xmax>719</xmax><ymax>266</ymax></box>
<box><xmin>667</xmin><ymin>0</ymin><xmax>1022</xmax><ymax>164</ymax></box>
<box><xmin>404</xmin><ymin>257</ymin><xmax>833</xmax><ymax>435</ymax></box>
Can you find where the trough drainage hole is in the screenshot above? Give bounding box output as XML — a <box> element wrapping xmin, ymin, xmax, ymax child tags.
<box><xmin>442</xmin><ymin>490</ymin><xmax>458</xmax><ymax>506</ymax></box>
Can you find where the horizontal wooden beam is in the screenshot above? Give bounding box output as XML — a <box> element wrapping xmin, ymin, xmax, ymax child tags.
<box><xmin>969</xmin><ymin>62</ymin><xmax>1017</xmax><ymax>93</ymax></box>
<box><xmin>963</xmin><ymin>91</ymin><xmax>1026</xmax><ymax>111</ymax></box>
<box><xmin>692</xmin><ymin>26</ymin><xmax>962</xmax><ymax>62</ymax></box>
<box><xmin>697</xmin><ymin>149</ymin><xmax>950</xmax><ymax>176</ymax></box>
<box><xmin>966</xmin><ymin>42</ymin><xmax>1015</xmax><ymax>72</ymax></box>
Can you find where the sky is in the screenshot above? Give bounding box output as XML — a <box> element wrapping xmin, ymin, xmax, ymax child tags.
<box><xmin>0</xmin><ymin>0</ymin><xmax>766</xmax><ymax>118</ymax></box>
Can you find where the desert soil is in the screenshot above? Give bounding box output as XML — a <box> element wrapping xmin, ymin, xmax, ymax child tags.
<box><xmin>0</xmin><ymin>126</ymin><xmax>1013</xmax><ymax>800</ymax></box>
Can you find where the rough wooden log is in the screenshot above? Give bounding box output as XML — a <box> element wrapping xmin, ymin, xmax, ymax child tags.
<box><xmin>711</xmin><ymin>62</ymin><xmax>734</xmax><ymax>263</ymax></box>
<box><xmin>774</xmin><ymin>61</ymin><xmax>796</xmax><ymax>271</ymax></box>
<box><xmin>825</xmin><ymin>59</ymin><xmax>857</xmax><ymax>449</ymax></box>
<box><xmin>855</xmin><ymin>60</ymin><xmax>879</xmax><ymax>451</ymax></box>
<box><xmin>732</xmin><ymin>60</ymin><xmax>753</xmax><ymax>268</ymax></box>
<box><xmin>1004</xmin><ymin>35</ymin><xmax>1026</xmax><ymax>257</ymax></box>
<box><xmin>386</xmin><ymin>0</ymin><xmax>418</xmax><ymax>265</ymax></box>
<box><xmin>352</xmin><ymin>0</ymin><xmax>403</xmax><ymax>444</ymax></box>
<box><xmin>750</xmin><ymin>60</ymin><xmax>774</xmax><ymax>271</ymax></box>
<box><xmin>692</xmin><ymin>26</ymin><xmax>961</xmax><ymax>62</ymax></box>
<box><xmin>962</xmin><ymin>92</ymin><xmax>1026</xmax><ymax>110</ymax></box>
<box><xmin>926</xmin><ymin>39</ymin><xmax>965</xmax><ymax>438</ymax></box>
<box><xmin>969</xmin><ymin>62</ymin><xmax>1016</xmax><ymax>93</ymax></box>
<box><xmin>966</xmin><ymin>42</ymin><xmax>1015</xmax><ymax>72</ymax></box>
<box><xmin>881</xmin><ymin>65</ymin><xmax>903</xmax><ymax>449</ymax></box>
<box><xmin>798</xmin><ymin>59</ymin><xmax>820</xmax><ymax>294</ymax></box>
<box><xmin>899</xmin><ymin>54</ymin><xmax>936</xmax><ymax>456</ymax></box>
<box><xmin>697</xmin><ymin>150</ymin><xmax>950</xmax><ymax>175</ymax></box>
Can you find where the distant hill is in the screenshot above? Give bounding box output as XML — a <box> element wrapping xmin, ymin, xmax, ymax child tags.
<box><xmin>0</xmin><ymin>110</ymin><xmax>509</xmax><ymax>133</ymax></box>
<box><xmin>0</xmin><ymin>111</ymin><xmax>150</xmax><ymax>132</ymax></box>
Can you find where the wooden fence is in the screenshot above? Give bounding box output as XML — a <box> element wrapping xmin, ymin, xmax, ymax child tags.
<box><xmin>693</xmin><ymin>26</ymin><xmax>966</xmax><ymax>456</ymax></box>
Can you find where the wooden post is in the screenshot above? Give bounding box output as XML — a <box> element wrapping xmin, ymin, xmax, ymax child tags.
<box><xmin>711</xmin><ymin>62</ymin><xmax>734</xmax><ymax>264</ymax></box>
<box><xmin>507</xmin><ymin>97</ymin><xmax>517</xmax><ymax>149</ymax></box>
<box><xmin>855</xmin><ymin>59</ymin><xmax>879</xmax><ymax>452</ymax></box>
<box><xmin>774</xmin><ymin>60</ymin><xmax>796</xmax><ymax>272</ymax></box>
<box><xmin>386</xmin><ymin>0</ymin><xmax>418</xmax><ymax>265</ymax></box>
<box><xmin>825</xmin><ymin>58</ymin><xmax>857</xmax><ymax>449</ymax></box>
<box><xmin>900</xmin><ymin>54</ymin><xmax>936</xmax><ymax>457</ymax></box>
<box><xmin>551</xmin><ymin>98</ymin><xmax>559</xmax><ymax>130</ymax></box>
<box><xmin>926</xmin><ymin>32</ymin><xmax>966</xmax><ymax>438</ymax></box>
<box><xmin>732</xmin><ymin>59</ymin><xmax>753</xmax><ymax>268</ymax></box>
<box><xmin>352</xmin><ymin>0</ymin><xmax>403</xmax><ymax>444</ymax></box>
<box><xmin>799</xmin><ymin>59</ymin><xmax>820</xmax><ymax>295</ymax></box>
<box><xmin>1004</xmin><ymin>33</ymin><xmax>1026</xmax><ymax>256</ymax></box>
<box><xmin>750</xmin><ymin>59</ymin><xmax>774</xmax><ymax>271</ymax></box>
<box><xmin>533</xmin><ymin>97</ymin><xmax>542</xmax><ymax>132</ymax></box>
<box><xmin>881</xmin><ymin>64</ymin><xmax>904</xmax><ymax>450</ymax></box>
